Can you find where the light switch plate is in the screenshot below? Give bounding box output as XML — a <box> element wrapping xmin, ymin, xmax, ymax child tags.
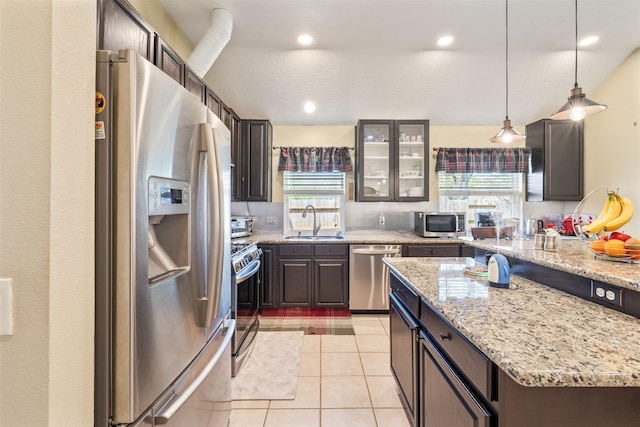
<box><xmin>0</xmin><ymin>278</ymin><xmax>14</xmax><ymax>335</ymax></box>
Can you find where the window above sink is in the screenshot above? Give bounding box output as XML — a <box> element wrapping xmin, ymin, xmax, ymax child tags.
<box><xmin>283</xmin><ymin>172</ymin><xmax>345</xmax><ymax>237</ymax></box>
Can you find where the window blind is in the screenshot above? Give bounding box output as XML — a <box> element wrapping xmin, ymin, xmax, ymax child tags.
<box><xmin>283</xmin><ymin>172</ymin><xmax>345</xmax><ymax>194</ymax></box>
<box><xmin>437</xmin><ymin>172</ymin><xmax>522</xmax><ymax>196</ymax></box>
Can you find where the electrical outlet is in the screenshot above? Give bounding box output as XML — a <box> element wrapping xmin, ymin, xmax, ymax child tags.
<box><xmin>591</xmin><ymin>280</ymin><xmax>622</xmax><ymax>307</ymax></box>
<box><xmin>265</xmin><ymin>216</ymin><xmax>277</xmax><ymax>226</ymax></box>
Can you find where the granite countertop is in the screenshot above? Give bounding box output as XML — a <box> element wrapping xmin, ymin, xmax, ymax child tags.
<box><xmin>384</xmin><ymin>256</ymin><xmax>640</xmax><ymax>388</ymax></box>
<box><xmin>242</xmin><ymin>230</ymin><xmax>471</xmax><ymax>245</ymax></box>
<box><xmin>466</xmin><ymin>238</ymin><xmax>640</xmax><ymax>292</ymax></box>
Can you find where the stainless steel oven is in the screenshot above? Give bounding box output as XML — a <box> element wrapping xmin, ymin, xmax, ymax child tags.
<box><xmin>231</xmin><ymin>241</ymin><xmax>261</xmax><ymax>376</ymax></box>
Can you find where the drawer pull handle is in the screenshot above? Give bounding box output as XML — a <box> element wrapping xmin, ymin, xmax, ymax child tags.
<box><xmin>439</xmin><ymin>332</ymin><xmax>451</xmax><ymax>340</ymax></box>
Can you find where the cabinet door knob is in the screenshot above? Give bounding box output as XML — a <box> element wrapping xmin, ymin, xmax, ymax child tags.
<box><xmin>430</xmin><ymin>250</ymin><xmax>436</xmax><ymax>254</ymax></box>
<box><xmin>439</xmin><ymin>332</ymin><xmax>451</xmax><ymax>340</ymax></box>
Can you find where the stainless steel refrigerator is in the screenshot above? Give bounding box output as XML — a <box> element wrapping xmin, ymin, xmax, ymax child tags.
<box><xmin>94</xmin><ymin>49</ymin><xmax>234</xmax><ymax>427</ymax></box>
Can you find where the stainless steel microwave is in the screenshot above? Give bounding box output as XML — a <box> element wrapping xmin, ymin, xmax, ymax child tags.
<box><xmin>414</xmin><ymin>212</ymin><xmax>465</xmax><ymax>237</ymax></box>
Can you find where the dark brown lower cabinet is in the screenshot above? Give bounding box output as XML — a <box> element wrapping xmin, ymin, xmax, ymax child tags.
<box><xmin>258</xmin><ymin>245</ymin><xmax>275</xmax><ymax>308</ymax></box>
<box><xmin>420</xmin><ymin>331</ymin><xmax>492</xmax><ymax>427</ymax></box>
<box><xmin>275</xmin><ymin>244</ymin><xmax>348</xmax><ymax>308</ymax></box>
<box><xmin>390</xmin><ymin>293</ymin><xmax>419</xmax><ymax>427</ymax></box>
<box><xmin>314</xmin><ymin>258</ymin><xmax>348</xmax><ymax>307</ymax></box>
<box><xmin>391</xmin><ymin>270</ymin><xmax>640</xmax><ymax>427</ymax></box>
<box><xmin>403</xmin><ymin>244</ymin><xmax>468</xmax><ymax>257</ymax></box>
<box><xmin>279</xmin><ymin>258</ymin><xmax>312</xmax><ymax>307</ymax></box>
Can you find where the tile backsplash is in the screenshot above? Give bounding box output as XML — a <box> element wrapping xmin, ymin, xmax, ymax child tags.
<box><xmin>233</xmin><ymin>200</ymin><xmax>581</xmax><ymax>235</ymax></box>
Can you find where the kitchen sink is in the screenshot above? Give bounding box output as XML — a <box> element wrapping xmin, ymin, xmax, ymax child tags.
<box><xmin>284</xmin><ymin>235</ymin><xmax>345</xmax><ymax>241</ymax></box>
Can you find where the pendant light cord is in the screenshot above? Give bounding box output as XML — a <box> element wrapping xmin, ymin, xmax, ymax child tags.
<box><xmin>574</xmin><ymin>0</ymin><xmax>578</xmax><ymax>87</ymax></box>
<box><xmin>505</xmin><ymin>0</ymin><xmax>509</xmax><ymax>119</ymax></box>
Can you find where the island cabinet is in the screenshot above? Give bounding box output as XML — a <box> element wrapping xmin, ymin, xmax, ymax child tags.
<box><xmin>276</xmin><ymin>244</ymin><xmax>348</xmax><ymax>308</ymax></box>
<box><xmin>403</xmin><ymin>243</ymin><xmax>475</xmax><ymax>257</ymax></box>
<box><xmin>390</xmin><ymin>269</ymin><xmax>640</xmax><ymax>427</ymax></box>
<box><xmin>525</xmin><ymin>118</ymin><xmax>584</xmax><ymax>201</ymax></box>
<box><xmin>419</xmin><ymin>300</ymin><xmax>495</xmax><ymax>427</ymax></box>
<box><xmin>390</xmin><ymin>272</ymin><xmax>495</xmax><ymax>427</ymax></box>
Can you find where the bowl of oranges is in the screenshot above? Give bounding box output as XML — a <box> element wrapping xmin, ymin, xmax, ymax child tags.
<box><xmin>588</xmin><ymin>231</ymin><xmax>640</xmax><ymax>263</ymax></box>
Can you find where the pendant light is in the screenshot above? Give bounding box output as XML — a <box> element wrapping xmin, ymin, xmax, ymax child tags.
<box><xmin>491</xmin><ymin>0</ymin><xmax>525</xmax><ymax>143</ymax></box>
<box><xmin>551</xmin><ymin>0</ymin><xmax>606</xmax><ymax>121</ymax></box>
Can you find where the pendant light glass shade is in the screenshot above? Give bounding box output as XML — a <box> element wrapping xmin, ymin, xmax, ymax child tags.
<box><xmin>491</xmin><ymin>0</ymin><xmax>524</xmax><ymax>143</ymax></box>
<box><xmin>551</xmin><ymin>0</ymin><xmax>606</xmax><ymax>121</ymax></box>
<box><xmin>490</xmin><ymin>118</ymin><xmax>526</xmax><ymax>143</ymax></box>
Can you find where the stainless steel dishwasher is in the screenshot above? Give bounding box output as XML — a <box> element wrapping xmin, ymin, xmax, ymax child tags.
<box><xmin>349</xmin><ymin>244</ymin><xmax>402</xmax><ymax>311</ymax></box>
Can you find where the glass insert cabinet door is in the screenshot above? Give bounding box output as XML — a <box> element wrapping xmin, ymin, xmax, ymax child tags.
<box><xmin>395</xmin><ymin>120</ymin><xmax>428</xmax><ymax>201</ymax></box>
<box><xmin>356</xmin><ymin>119</ymin><xmax>429</xmax><ymax>201</ymax></box>
<box><xmin>357</xmin><ymin>120</ymin><xmax>392</xmax><ymax>200</ymax></box>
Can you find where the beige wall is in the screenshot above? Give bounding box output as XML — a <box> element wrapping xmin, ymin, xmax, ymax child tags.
<box><xmin>582</xmin><ymin>48</ymin><xmax>640</xmax><ymax>237</ymax></box>
<box><xmin>0</xmin><ymin>0</ymin><xmax>95</xmax><ymax>425</ymax></box>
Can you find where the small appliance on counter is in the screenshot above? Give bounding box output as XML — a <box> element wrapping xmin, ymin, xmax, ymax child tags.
<box><xmin>487</xmin><ymin>254</ymin><xmax>510</xmax><ymax>288</ymax></box>
<box><xmin>414</xmin><ymin>212</ymin><xmax>465</xmax><ymax>237</ymax></box>
<box><xmin>475</xmin><ymin>211</ymin><xmax>495</xmax><ymax>227</ymax></box>
<box><xmin>523</xmin><ymin>218</ymin><xmax>544</xmax><ymax>237</ymax></box>
<box><xmin>231</xmin><ymin>215</ymin><xmax>254</xmax><ymax>238</ymax></box>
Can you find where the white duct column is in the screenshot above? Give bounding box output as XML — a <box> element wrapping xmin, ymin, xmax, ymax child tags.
<box><xmin>188</xmin><ymin>8</ymin><xmax>233</xmax><ymax>78</ymax></box>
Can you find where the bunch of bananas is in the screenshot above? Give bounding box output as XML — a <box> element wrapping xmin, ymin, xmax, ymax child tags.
<box><xmin>583</xmin><ymin>191</ymin><xmax>635</xmax><ymax>235</ymax></box>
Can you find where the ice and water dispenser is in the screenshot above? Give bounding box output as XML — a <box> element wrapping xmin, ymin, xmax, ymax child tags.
<box><xmin>148</xmin><ymin>176</ymin><xmax>191</xmax><ymax>285</ymax></box>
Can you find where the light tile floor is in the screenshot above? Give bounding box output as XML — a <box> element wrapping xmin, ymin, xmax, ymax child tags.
<box><xmin>229</xmin><ymin>314</ymin><xmax>412</xmax><ymax>427</ymax></box>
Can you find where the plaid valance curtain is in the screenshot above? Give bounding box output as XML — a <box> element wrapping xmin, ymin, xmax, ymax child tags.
<box><xmin>434</xmin><ymin>147</ymin><xmax>531</xmax><ymax>174</ymax></box>
<box><xmin>277</xmin><ymin>147</ymin><xmax>353</xmax><ymax>172</ymax></box>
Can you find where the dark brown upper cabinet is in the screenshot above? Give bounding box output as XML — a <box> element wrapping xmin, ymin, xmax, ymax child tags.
<box><xmin>355</xmin><ymin>119</ymin><xmax>429</xmax><ymax>202</ymax></box>
<box><xmin>241</xmin><ymin>120</ymin><xmax>273</xmax><ymax>202</ymax></box>
<box><xmin>155</xmin><ymin>37</ymin><xmax>183</xmax><ymax>84</ymax></box>
<box><xmin>97</xmin><ymin>0</ymin><xmax>155</xmax><ymax>62</ymax></box>
<box><xmin>525</xmin><ymin>119</ymin><xmax>584</xmax><ymax>201</ymax></box>
<box><xmin>183</xmin><ymin>65</ymin><xmax>207</xmax><ymax>104</ymax></box>
<box><xmin>230</xmin><ymin>111</ymin><xmax>242</xmax><ymax>201</ymax></box>
<box><xmin>206</xmin><ymin>87</ymin><xmax>222</xmax><ymax>118</ymax></box>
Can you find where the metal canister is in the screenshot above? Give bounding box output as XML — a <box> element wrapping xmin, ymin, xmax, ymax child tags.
<box><xmin>544</xmin><ymin>235</ymin><xmax>558</xmax><ymax>252</ymax></box>
<box><xmin>534</xmin><ymin>234</ymin><xmax>546</xmax><ymax>250</ymax></box>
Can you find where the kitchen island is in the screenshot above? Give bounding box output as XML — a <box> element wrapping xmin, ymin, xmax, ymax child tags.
<box><xmin>384</xmin><ymin>255</ymin><xmax>640</xmax><ymax>426</ymax></box>
<box><xmin>466</xmin><ymin>237</ymin><xmax>640</xmax><ymax>292</ymax></box>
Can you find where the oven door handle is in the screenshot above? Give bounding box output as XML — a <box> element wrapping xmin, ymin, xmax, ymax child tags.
<box><xmin>235</xmin><ymin>259</ymin><xmax>261</xmax><ymax>284</ymax></box>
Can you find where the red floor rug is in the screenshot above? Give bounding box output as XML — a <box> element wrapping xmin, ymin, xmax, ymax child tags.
<box><xmin>258</xmin><ymin>308</ymin><xmax>354</xmax><ymax>335</ymax></box>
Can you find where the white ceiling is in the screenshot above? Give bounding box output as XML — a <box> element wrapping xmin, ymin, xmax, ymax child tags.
<box><xmin>158</xmin><ymin>0</ymin><xmax>640</xmax><ymax>127</ymax></box>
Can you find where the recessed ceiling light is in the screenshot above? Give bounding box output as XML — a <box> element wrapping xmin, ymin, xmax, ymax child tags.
<box><xmin>303</xmin><ymin>102</ymin><xmax>316</xmax><ymax>113</ymax></box>
<box><xmin>437</xmin><ymin>35</ymin><xmax>454</xmax><ymax>47</ymax></box>
<box><xmin>578</xmin><ymin>35</ymin><xmax>599</xmax><ymax>47</ymax></box>
<box><xmin>298</xmin><ymin>34</ymin><xmax>313</xmax><ymax>46</ymax></box>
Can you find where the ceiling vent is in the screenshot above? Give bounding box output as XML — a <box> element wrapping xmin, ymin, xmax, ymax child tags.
<box><xmin>188</xmin><ymin>8</ymin><xmax>233</xmax><ymax>78</ymax></box>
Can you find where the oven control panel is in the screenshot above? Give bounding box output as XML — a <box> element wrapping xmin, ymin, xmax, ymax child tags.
<box><xmin>231</xmin><ymin>243</ymin><xmax>261</xmax><ymax>274</ymax></box>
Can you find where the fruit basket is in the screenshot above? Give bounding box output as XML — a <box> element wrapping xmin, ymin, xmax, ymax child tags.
<box><xmin>574</xmin><ymin>186</ymin><xmax>639</xmax><ymax>263</ymax></box>
<box><xmin>588</xmin><ymin>238</ymin><xmax>640</xmax><ymax>264</ymax></box>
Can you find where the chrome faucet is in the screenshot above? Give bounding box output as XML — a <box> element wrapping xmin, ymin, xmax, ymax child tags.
<box><xmin>302</xmin><ymin>204</ymin><xmax>321</xmax><ymax>236</ymax></box>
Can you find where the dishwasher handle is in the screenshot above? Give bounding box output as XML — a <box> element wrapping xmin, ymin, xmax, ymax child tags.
<box><xmin>352</xmin><ymin>248</ymin><xmax>401</xmax><ymax>256</ymax></box>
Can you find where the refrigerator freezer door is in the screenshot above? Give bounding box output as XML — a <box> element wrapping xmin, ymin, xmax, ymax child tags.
<box><xmin>153</xmin><ymin>319</ymin><xmax>234</xmax><ymax>425</ymax></box>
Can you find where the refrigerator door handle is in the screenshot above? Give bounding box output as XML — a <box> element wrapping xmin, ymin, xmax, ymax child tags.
<box><xmin>197</xmin><ymin>123</ymin><xmax>225</xmax><ymax>328</ymax></box>
<box><xmin>154</xmin><ymin>319</ymin><xmax>235</xmax><ymax>424</ymax></box>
